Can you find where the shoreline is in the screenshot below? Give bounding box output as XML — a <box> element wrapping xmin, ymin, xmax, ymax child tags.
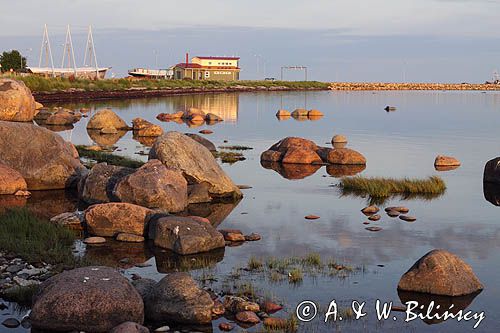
<box><xmin>328</xmin><ymin>82</ymin><xmax>500</xmax><ymax>91</ymax></box>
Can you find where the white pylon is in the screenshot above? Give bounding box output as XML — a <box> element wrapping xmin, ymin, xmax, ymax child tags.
<box><xmin>38</xmin><ymin>24</ymin><xmax>55</xmax><ymax>76</ymax></box>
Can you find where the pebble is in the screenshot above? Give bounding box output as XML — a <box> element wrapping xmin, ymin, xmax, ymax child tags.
<box><xmin>385</xmin><ymin>206</ymin><xmax>409</xmax><ymax>213</ymax></box>
<box><xmin>199</xmin><ymin>129</ymin><xmax>213</xmax><ymax>134</ymax></box>
<box><xmin>154</xmin><ymin>326</ymin><xmax>170</xmax><ymax>332</ymax></box>
<box><xmin>2</xmin><ymin>318</ymin><xmax>20</xmax><ymax>328</ymax></box>
<box><xmin>361</xmin><ymin>205</ymin><xmax>379</xmax><ymax>215</ymax></box>
<box><xmin>365</xmin><ymin>226</ymin><xmax>382</xmax><ymax>232</ymax></box>
<box><xmin>363</xmin><ymin>221</ymin><xmax>370</xmax><ymax>225</ymax></box>
<box><xmin>219</xmin><ymin>322</ymin><xmax>234</xmax><ymax>331</ymax></box>
<box><xmin>13</xmin><ymin>276</ymin><xmax>40</xmax><ymax>287</ymax></box>
<box><xmin>305</xmin><ymin>215</ymin><xmax>320</xmax><ymax>220</ymax></box>
<box><xmin>6</xmin><ymin>265</ymin><xmax>24</xmax><ymax>274</ymax></box>
<box><xmin>84</xmin><ymin>237</ymin><xmax>106</xmax><ymax>244</ymax></box>
<box><xmin>244</xmin><ymin>233</ymin><xmax>262</xmax><ymax>241</ymax></box>
<box><xmin>386</xmin><ymin>210</ymin><xmax>400</xmax><ymax>217</ymax></box>
<box><xmin>399</xmin><ymin>215</ymin><xmax>417</xmax><ymax>222</ymax></box>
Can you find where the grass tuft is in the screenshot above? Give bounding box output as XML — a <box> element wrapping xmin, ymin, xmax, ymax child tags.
<box><xmin>288</xmin><ymin>268</ymin><xmax>303</xmax><ymax>283</ymax></box>
<box><xmin>218</xmin><ymin>145</ymin><xmax>254</xmax><ymax>151</ymax></box>
<box><xmin>248</xmin><ymin>256</ymin><xmax>264</xmax><ymax>271</ymax></box>
<box><xmin>212</xmin><ymin>151</ymin><xmax>246</xmax><ymax>164</ymax></box>
<box><xmin>76</xmin><ymin>145</ymin><xmax>144</xmax><ymax>168</ymax></box>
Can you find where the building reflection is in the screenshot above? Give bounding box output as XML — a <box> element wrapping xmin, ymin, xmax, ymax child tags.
<box><xmin>170</xmin><ymin>93</ymin><xmax>239</xmax><ymax>122</ymax></box>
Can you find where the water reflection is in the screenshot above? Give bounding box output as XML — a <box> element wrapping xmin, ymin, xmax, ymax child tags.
<box><xmin>179</xmin><ymin>200</ymin><xmax>241</xmax><ymax>227</ymax></box>
<box><xmin>261</xmin><ymin>160</ymin><xmax>321</xmax><ymax>180</ymax></box>
<box><xmin>398</xmin><ymin>290</ymin><xmax>482</xmax><ymax>325</ymax></box>
<box><xmin>83</xmin><ymin>239</ymin><xmax>154</xmax><ymax>268</ymax></box>
<box><xmin>171</xmin><ymin>94</ymin><xmax>239</xmax><ymax>122</ymax></box>
<box><xmin>326</xmin><ymin>164</ymin><xmax>366</xmax><ymax>177</ymax></box>
<box><xmin>87</xmin><ymin>129</ymin><xmax>127</xmax><ymax>147</ymax></box>
<box><xmin>153</xmin><ymin>247</ymin><xmax>225</xmax><ymax>273</ymax></box>
<box><xmin>435</xmin><ymin>165</ymin><xmax>460</xmax><ymax>172</ymax></box>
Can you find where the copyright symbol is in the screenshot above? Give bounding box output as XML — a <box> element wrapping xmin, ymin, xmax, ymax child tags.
<box><xmin>296</xmin><ymin>300</ymin><xmax>317</xmax><ymax>322</ymax></box>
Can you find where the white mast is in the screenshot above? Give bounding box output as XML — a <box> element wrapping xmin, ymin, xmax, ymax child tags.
<box><xmin>38</xmin><ymin>24</ymin><xmax>55</xmax><ymax>77</ymax></box>
<box><xmin>83</xmin><ymin>25</ymin><xmax>100</xmax><ymax>79</ymax></box>
<box><xmin>61</xmin><ymin>25</ymin><xmax>77</xmax><ymax>74</ymax></box>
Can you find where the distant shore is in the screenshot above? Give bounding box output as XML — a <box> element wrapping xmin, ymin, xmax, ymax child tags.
<box><xmin>329</xmin><ymin>82</ymin><xmax>500</xmax><ymax>91</ymax></box>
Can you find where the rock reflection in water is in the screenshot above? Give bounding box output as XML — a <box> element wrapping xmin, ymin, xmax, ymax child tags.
<box><xmin>261</xmin><ymin>160</ymin><xmax>321</xmax><ymax>180</ymax></box>
<box><xmin>36</xmin><ymin>123</ymin><xmax>75</xmax><ymax>132</ymax></box>
<box><xmin>153</xmin><ymin>247</ymin><xmax>225</xmax><ymax>273</ymax></box>
<box><xmin>435</xmin><ymin>165</ymin><xmax>460</xmax><ymax>172</ymax></box>
<box><xmin>132</xmin><ymin>133</ymin><xmax>157</xmax><ymax>147</ymax></box>
<box><xmin>326</xmin><ymin>164</ymin><xmax>366</xmax><ymax>177</ymax></box>
<box><xmin>483</xmin><ymin>182</ymin><xmax>500</xmax><ymax>206</ymax></box>
<box><xmin>87</xmin><ymin>129</ymin><xmax>127</xmax><ymax>147</ymax></box>
<box><xmin>398</xmin><ymin>290</ymin><xmax>482</xmax><ymax>325</ymax></box>
<box><xmin>84</xmin><ymin>239</ymin><xmax>154</xmax><ymax>268</ymax></box>
<box><xmin>179</xmin><ymin>200</ymin><xmax>241</xmax><ymax>227</ymax></box>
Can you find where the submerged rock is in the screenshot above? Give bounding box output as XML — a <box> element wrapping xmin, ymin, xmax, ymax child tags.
<box><xmin>149</xmin><ymin>216</ymin><xmax>225</xmax><ymax>255</ymax></box>
<box><xmin>0</xmin><ymin>79</ymin><xmax>37</xmax><ymax>122</ymax></box>
<box><xmin>397</xmin><ymin>249</ymin><xmax>483</xmax><ymax>296</ymax></box>
<box><xmin>149</xmin><ymin>132</ymin><xmax>242</xmax><ymax>199</ymax></box>
<box><xmin>0</xmin><ymin>121</ymin><xmax>86</xmax><ymax>190</ymax></box>
<box><xmin>113</xmin><ymin>159</ymin><xmax>188</xmax><ymax>212</ymax></box>
<box><xmin>85</xmin><ymin>203</ymin><xmax>152</xmax><ymax>237</ymax></box>
<box><xmin>0</xmin><ymin>163</ymin><xmax>27</xmax><ymax>195</ymax></box>
<box><xmin>145</xmin><ymin>272</ymin><xmax>214</xmax><ymax>324</ymax></box>
<box><xmin>30</xmin><ymin>266</ymin><xmax>144</xmax><ymax>332</ymax></box>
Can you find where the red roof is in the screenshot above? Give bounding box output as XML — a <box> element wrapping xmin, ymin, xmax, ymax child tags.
<box><xmin>174</xmin><ymin>63</ymin><xmax>203</xmax><ymax>69</ymax></box>
<box><xmin>193</xmin><ymin>56</ymin><xmax>240</xmax><ymax>60</ymax></box>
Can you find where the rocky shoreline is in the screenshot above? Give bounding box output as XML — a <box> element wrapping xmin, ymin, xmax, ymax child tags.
<box><xmin>329</xmin><ymin>82</ymin><xmax>500</xmax><ymax>91</ymax></box>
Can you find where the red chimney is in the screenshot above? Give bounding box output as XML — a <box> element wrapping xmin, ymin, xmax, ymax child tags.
<box><xmin>185</xmin><ymin>53</ymin><xmax>189</xmax><ymax>64</ymax></box>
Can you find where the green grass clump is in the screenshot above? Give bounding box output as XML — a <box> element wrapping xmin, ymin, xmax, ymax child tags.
<box><xmin>0</xmin><ymin>209</ymin><xmax>77</xmax><ymax>266</ymax></box>
<box><xmin>340</xmin><ymin>176</ymin><xmax>446</xmax><ymax>198</ymax></box>
<box><xmin>212</xmin><ymin>151</ymin><xmax>246</xmax><ymax>164</ymax></box>
<box><xmin>218</xmin><ymin>145</ymin><xmax>254</xmax><ymax>151</ymax></box>
<box><xmin>288</xmin><ymin>268</ymin><xmax>303</xmax><ymax>283</ymax></box>
<box><xmin>248</xmin><ymin>256</ymin><xmax>264</xmax><ymax>270</ymax></box>
<box><xmin>76</xmin><ymin>145</ymin><xmax>144</xmax><ymax>168</ymax></box>
<box><xmin>301</xmin><ymin>253</ymin><xmax>322</xmax><ymax>267</ymax></box>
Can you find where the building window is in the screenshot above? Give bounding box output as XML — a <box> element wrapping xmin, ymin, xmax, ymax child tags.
<box><xmin>205</xmin><ymin>71</ymin><xmax>210</xmax><ymax>78</ymax></box>
<box><xmin>209</xmin><ymin>62</ymin><xmax>212</xmax><ymax>65</ymax></box>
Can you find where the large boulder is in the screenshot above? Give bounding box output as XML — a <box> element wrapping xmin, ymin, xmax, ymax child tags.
<box><xmin>0</xmin><ymin>163</ymin><xmax>27</xmax><ymax>194</ymax></box>
<box><xmin>87</xmin><ymin>109</ymin><xmax>129</xmax><ymax>130</ymax></box>
<box><xmin>185</xmin><ymin>133</ymin><xmax>217</xmax><ymax>152</ymax></box>
<box><xmin>483</xmin><ymin>157</ymin><xmax>500</xmax><ymax>183</ymax></box>
<box><xmin>281</xmin><ymin>147</ymin><xmax>322</xmax><ymax>164</ymax></box>
<box><xmin>78</xmin><ymin>163</ymin><xmax>134</xmax><ymax>204</ymax></box>
<box><xmin>145</xmin><ymin>272</ymin><xmax>214</xmax><ymax>324</ymax></box>
<box><xmin>149</xmin><ymin>216</ymin><xmax>225</xmax><ymax>255</ymax></box>
<box><xmin>44</xmin><ymin>109</ymin><xmax>81</xmax><ymax>125</ymax></box>
<box><xmin>30</xmin><ymin>266</ymin><xmax>144</xmax><ymax>332</ymax></box>
<box><xmin>397</xmin><ymin>249</ymin><xmax>483</xmax><ymax>296</ymax></box>
<box><xmin>149</xmin><ymin>132</ymin><xmax>241</xmax><ymax>199</ymax></box>
<box><xmin>84</xmin><ymin>203</ymin><xmax>153</xmax><ymax>237</ymax></box>
<box><xmin>434</xmin><ymin>155</ymin><xmax>460</xmax><ymax>167</ymax></box>
<box><xmin>132</xmin><ymin>118</ymin><xmax>163</xmax><ymax>137</ymax></box>
<box><xmin>0</xmin><ymin>121</ymin><xmax>85</xmax><ymax>190</ymax></box>
<box><xmin>317</xmin><ymin>147</ymin><xmax>366</xmax><ymax>165</ymax></box>
<box><xmin>0</xmin><ymin>79</ymin><xmax>37</xmax><ymax>122</ymax></box>
<box><xmin>113</xmin><ymin>160</ymin><xmax>188</xmax><ymax>212</ymax></box>
<box><xmin>269</xmin><ymin>137</ymin><xmax>318</xmax><ymax>152</ymax></box>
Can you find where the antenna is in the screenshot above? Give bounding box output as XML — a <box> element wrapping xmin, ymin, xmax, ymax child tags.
<box><xmin>61</xmin><ymin>25</ymin><xmax>77</xmax><ymax>74</ymax></box>
<box><xmin>83</xmin><ymin>25</ymin><xmax>100</xmax><ymax>78</ymax></box>
<box><xmin>38</xmin><ymin>24</ymin><xmax>55</xmax><ymax>76</ymax></box>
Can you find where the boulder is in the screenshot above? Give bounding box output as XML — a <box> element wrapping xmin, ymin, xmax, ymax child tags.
<box><xmin>78</xmin><ymin>163</ymin><xmax>134</xmax><ymax>204</ymax></box>
<box><xmin>0</xmin><ymin>163</ymin><xmax>27</xmax><ymax>195</ymax></box>
<box><xmin>434</xmin><ymin>155</ymin><xmax>460</xmax><ymax>167</ymax></box>
<box><xmin>109</xmin><ymin>322</ymin><xmax>149</xmax><ymax>333</ymax></box>
<box><xmin>182</xmin><ymin>107</ymin><xmax>206</xmax><ymax>119</ymax></box>
<box><xmin>205</xmin><ymin>113</ymin><xmax>223</xmax><ymax>122</ymax></box>
<box><xmin>317</xmin><ymin>147</ymin><xmax>366</xmax><ymax>165</ymax></box>
<box><xmin>269</xmin><ymin>137</ymin><xmax>318</xmax><ymax>152</ymax></box>
<box><xmin>291</xmin><ymin>108</ymin><xmax>308</xmax><ymax>118</ymax></box>
<box><xmin>132</xmin><ymin>278</ymin><xmax>156</xmax><ymax>300</ymax></box>
<box><xmin>187</xmin><ymin>183</ymin><xmax>212</xmax><ymax>204</ymax></box>
<box><xmin>87</xmin><ymin>109</ymin><xmax>128</xmax><ymax>130</ymax></box>
<box><xmin>185</xmin><ymin>133</ymin><xmax>217</xmax><ymax>152</ymax></box>
<box><xmin>113</xmin><ymin>160</ymin><xmax>188</xmax><ymax>212</ymax></box>
<box><xmin>0</xmin><ymin>121</ymin><xmax>85</xmax><ymax>190</ymax></box>
<box><xmin>483</xmin><ymin>157</ymin><xmax>500</xmax><ymax>183</ymax></box>
<box><xmin>0</xmin><ymin>79</ymin><xmax>37</xmax><ymax>122</ymax></box>
<box><xmin>30</xmin><ymin>266</ymin><xmax>144</xmax><ymax>332</ymax></box>
<box><xmin>132</xmin><ymin>118</ymin><xmax>163</xmax><ymax>137</ymax></box>
<box><xmin>224</xmin><ymin>296</ymin><xmax>260</xmax><ymax>313</ymax></box>
<box><xmin>85</xmin><ymin>203</ymin><xmax>153</xmax><ymax>237</ymax></box>
<box><xmin>149</xmin><ymin>216</ymin><xmax>225</xmax><ymax>255</ymax></box>
<box><xmin>45</xmin><ymin>109</ymin><xmax>81</xmax><ymax>125</ymax></box>
<box><xmin>397</xmin><ymin>249</ymin><xmax>483</xmax><ymax>296</ymax></box>
<box><xmin>308</xmin><ymin>109</ymin><xmax>323</xmax><ymax>117</ymax></box>
<box><xmin>331</xmin><ymin>134</ymin><xmax>347</xmax><ymax>144</ymax></box>
<box><xmin>275</xmin><ymin>109</ymin><xmax>291</xmax><ymax>118</ymax></box>
<box><xmin>282</xmin><ymin>148</ymin><xmax>322</xmax><ymax>164</ymax></box>
<box><xmin>260</xmin><ymin>150</ymin><xmax>283</xmax><ymax>162</ymax></box>
<box><xmin>145</xmin><ymin>272</ymin><xmax>214</xmax><ymax>324</ymax></box>
<box><xmin>149</xmin><ymin>132</ymin><xmax>242</xmax><ymax>199</ymax></box>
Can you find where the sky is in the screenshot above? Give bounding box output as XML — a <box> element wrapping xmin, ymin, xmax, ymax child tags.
<box><xmin>0</xmin><ymin>0</ymin><xmax>499</xmax><ymax>81</ymax></box>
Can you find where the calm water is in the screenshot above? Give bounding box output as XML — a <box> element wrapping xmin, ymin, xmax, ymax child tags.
<box><xmin>3</xmin><ymin>90</ymin><xmax>500</xmax><ymax>332</ymax></box>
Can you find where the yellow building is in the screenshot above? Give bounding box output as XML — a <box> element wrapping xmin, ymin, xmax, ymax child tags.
<box><xmin>172</xmin><ymin>55</ymin><xmax>240</xmax><ymax>81</ymax></box>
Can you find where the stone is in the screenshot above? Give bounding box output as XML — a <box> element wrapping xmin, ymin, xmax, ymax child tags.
<box><xmin>263</xmin><ymin>317</ymin><xmax>288</xmax><ymax>329</ymax></box>
<box><xmin>149</xmin><ymin>132</ymin><xmax>242</xmax><ymax>199</ymax></box>
<box><xmin>84</xmin><ymin>203</ymin><xmax>153</xmax><ymax>237</ymax></box>
<box><xmin>275</xmin><ymin>109</ymin><xmax>291</xmax><ymax>118</ymax></box>
<box><xmin>205</xmin><ymin>113</ymin><xmax>223</xmax><ymax>122</ymax></box>
<box><xmin>183</xmin><ymin>107</ymin><xmax>206</xmax><ymax>120</ymax></box>
<box><xmin>434</xmin><ymin>155</ymin><xmax>461</xmax><ymax>167</ymax></box>
<box><xmin>225</xmin><ymin>232</ymin><xmax>246</xmax><ymax>242</ymax></box>
<box><xmin>331</xmin><ymin>134</ymin><xmax>347</xmax><ymax>144</ymax></box>
<box><xmin>0</xmin><ymin>121</ymin><xmax>86</xmax><ymax>190</ymax></box>
<box><xmin>132</xmin><ymin>118</ymin><xmax>163</xmax><ymax>137</ymax></box>
<box><xmin>145</xmin><ymin>272</ymin><xmax>214</xmax><ymax>324</ymax></box>
<box><xmin>219</xmin><ymin>322</ymin><xmax>234</xmax><ymax>331</ymax></box>
<box><xmin>282</xmin><ymin>147</ymin><xmax>322</xmax><ymax>164</ymax></box>
<box><xmin>117</xmin><ymin>233</ymin><xmax>145</xmax><ymax>243</ymax></box>
<box><xmin>2</xmin><ymin>318</ymin><xmax>20</xmax><ymax>328</ymax></box>
<box><xmin>50</xmin><ymin>212</ymin><xmax>83</xmax><ymax>230</ymax></box>
<box><xmin>361</xmin><ymin>205</ymin><xmax>379</xmax><ymax>215</ymax></box>
<box><xmin>149</xmin><ymin>216</ymin><xmax>225</xmax><ymax>255</ymax></box>
<box><xmin>78</xmin><ymin>163</ymin><xmax>134</xmax><ymax>204</ymax></box>
<box><xmin>87</xmin><ymin>109</ymin><xmax>129</xmax><ymax>130</ymax></box>
<box><xmin>44</xmin><ymin>109</ymin><xmax>81</xmax><ymax>126</ymax></box>
<box><xmin>0</xmin><ymin>79</ymin><xmax>37</xmax><ymax>122</ymax></box>
<box><xmin>84</xmin><ymin>236</ymin><xmax>107</xmax><ymax>244</ymax></box>
<box><xmin>261</xmin><ymin>301</ymin><xmax>283</xmax><ymax>314</ymax></box>
<box><xmin>385</xmin><ymin>206</ymin><xmax>409</xmax><ymax>213</ymax></box>
<box><xmin>132</xmin><ymin>278</ymin><xmax>156</xmax><ymax>300</ymax></box>
<box><xmin>305</xmin><ymin>215</ymin><xmax>320</xmax><ymax>220</ymax></box>
<box><xmin>199</xmin><ymin>129</ymin><xmax>213</xmax><ymax>135</ymax></box>
<box><xmin>245</xmin><ymin>233</ymin><xmax>262</xmax><ymax>241</ymax></box>
<box><xmin>6</xmin><ymin>264</ymin><xmax>24</xmax><ymax>274</ymax></box>
<box><xmin>483</xmin><ymin>157</ymin><xmax>500</xmax><ymax>183</ymax></box>
<box><xmin>291</xmin><ymin>108</ymin><xmax>309</xmax><ymax>118</ymax></box>
<box><xmin>365</xmin><ymin>226</ymin><xmax>382</xmax><ymax>232</ymax></box>
<box><xmin>0</xmin><ymin>163</ymin><xmax>27</xmax><ymax>195</ymax></box>
<box><xmin>30</xmin><ymin>266</ymin><xmax>144</xmax><ymax>332</ymax></box>
<box><xmin>235</xmin><ymin>311</ymin><xmax>260</xmax><ymax>324</ymax></box>
<box><xmin>14</xmin><ymin>190</ymin><xmax>30</xmax><ymax>196</ymax></box>
<box><xmin>317</xmin><ymin>147</ymin><xmax>366</xmax><ymax>165</ymax></box>
<box><xmin>399</xmin><ymin>215</ymin><xmax>417</xmax><ymax>222</ymax></box>
<box><xmin>187</xmin><ymin>183</ymin><xmax>213</xmax><ymax>204</ymax></box>
<box><xmin>269</xmin><ymin>137</ymin><xmax>318</xmax><ymax>153</ymax></box>
<box><xmin>368</xmin><ymin>214</ymin><xmax>381</xmax><ymax>221</ymax></box>
<box><xmin>224</xmin><ymin>296</ymin><xmax>260</xmax><ymax>313</ymax></box>
<box><xmin>13</xmin><ymin>276</ymin><xmax>40</xmax><ymax>287</ymax></box>
<box><xmin>260</xmin><ymin>150</ymin><xmax>283</xmax><ymax>162</ymax></box>
<box><xmin>109</xmin><ymin>322</ymin><xmax>150</xmax><ymax>333</ymax></box>
<box><xmin>113</xmin><ymin>160</ymin><xmax>188</xmax><ymax>212</ymax></box>
<box><xmin>387</xmin><ymin>210</ymin><xmax>400</xmax><ymax>217</ymax></box>
<box><xmin>185</xmin><ymin>133</ymin><xmax>217</xmax><ymax>152</ymax></box>
<box><xmin>397</xmin><ymin>249</ymin><xmax>483</xmax><ymax>296</ymax></box>
<box><xmin>308</xmin><ymin>109</ymin><xmax>323</xmax><ymax>117</ymax></box>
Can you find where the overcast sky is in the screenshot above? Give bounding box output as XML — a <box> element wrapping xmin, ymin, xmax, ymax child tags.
<box><xmin>1</xmin><ymin>0</ymin><xmax>499</xmax><ymax>81</ymax></box>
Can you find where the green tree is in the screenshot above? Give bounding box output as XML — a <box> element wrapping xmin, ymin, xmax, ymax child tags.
<box><xmin>0</xmin><ymin>50</ymin><xmax>27</xmax><ymax>73</ymax></box>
